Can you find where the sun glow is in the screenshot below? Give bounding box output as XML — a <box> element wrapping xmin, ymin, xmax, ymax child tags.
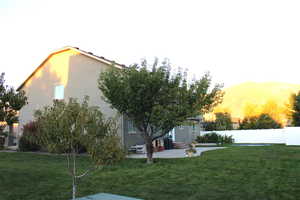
<box><xmin>206</xmin><ymin>82</ymin><xmax>300</xmax><ymax>126</ymax></box>
<box><xmin>24</xmin><ymin>49</ymin><xmax>80</xmax><ymax>88</ymax></box>
<box><xmin>49</xmin><ymin>49</ymin><xmax>80</xmax><ymax>86</ymax></box>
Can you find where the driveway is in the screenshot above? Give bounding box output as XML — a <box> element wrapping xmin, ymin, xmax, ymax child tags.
<box><xmin>128</xmin><ymin>147</ymin><xmax>226</xmax><ymax>158</ymax></box>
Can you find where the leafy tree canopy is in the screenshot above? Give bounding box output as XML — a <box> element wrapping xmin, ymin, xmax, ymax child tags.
<box><xmin>35</xmin><ymin>97</ymin><xmax>124</xmax><ymax>165</ymax></box>
<box><xmin>203</xmin><ymin>112</ymin><xmax>233</xmax><ymax>131</ymax></box>
<box><xmin>98</xmin><ymin>59</ymin><xmax>223</xmax><ymax>163</ymax></box>
<box><xmin>215</xmin><ymin>112</ymin><xmax>233</xmax><ymax>130</ymax></box>
<box><xmin>0</xmin><ymin>72</ymin><xmax>27</xmax><ymax>134</ymax></box>
<box><xmin>239</xmin><ymin>113</ymin><xmax>282</xmax><ymax>129</ymax></box>
<box><xmin>34</xmin><ymin>96</ymin><xmax>125</xmax><ymax>199</ymax></box>
<box><xmin>291</xmin><ymin>91</ymin><xmax>300</xmax><ymax>126</ymax></box>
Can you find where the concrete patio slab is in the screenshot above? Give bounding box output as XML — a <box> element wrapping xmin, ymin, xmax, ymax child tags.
<box><xmin>128</xmin><ymin>147</ymin><xmax>226</xmax><ymax>158</ymax></box>
<box><xmin>1</xmin><ymin>147</ymin><xmax>227</xmax><ymax>159</ymax></box>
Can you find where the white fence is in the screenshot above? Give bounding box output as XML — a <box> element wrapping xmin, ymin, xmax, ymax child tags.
<box><xmin>202</xmin><ymin>127</ymin><xmax>300</xmax><ymax>145</ymax></box>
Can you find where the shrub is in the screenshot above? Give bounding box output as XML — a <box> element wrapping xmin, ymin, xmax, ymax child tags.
<box><xmin>196</xmin><ymin>132</ymin><xmax>234</xmax><ymax>144</ymax></box>
<box><xmin>196</xmin><ymin>132</ymin><xmax>219</xmax><ymax>143</ymax></box>
<box><xmin>218</xmin><ymin>135</ymin><xmax>234</xmax><ymax>144</ymax></box>
<box><xmin>0</xmin><ymin>136</ymin><xmax>5</xmax><ymax>150</ymax></box>
<box><xmin>19</xmin><ymin>136</ymin><xmax>41</xmax><ymax>152</ymax></box>
<box><xmin>19</xmin><ymin>121</ymin><xmax>88</xmax><ymax>153</ymax></box>
<box><xmin>19</xmin><ymin>121</ymin><xmax>41</xmax><ymax>152</ymax></box>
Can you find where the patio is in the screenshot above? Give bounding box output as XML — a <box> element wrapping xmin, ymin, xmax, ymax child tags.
<box><xmin>128</xmin><ymin>147</ymin><xmax>226</xmax><ymax>158</ymax></box>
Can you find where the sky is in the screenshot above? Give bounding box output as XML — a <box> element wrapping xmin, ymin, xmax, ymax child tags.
<box><xmin>1</xmin><ymin>0</ymin><xmax>300</xmax><ymax>89</ymax></box>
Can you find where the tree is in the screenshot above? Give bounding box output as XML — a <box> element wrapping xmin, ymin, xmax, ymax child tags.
<box><xmin>239</xmin><ymin>113</ymin><xmax>282</xmax><ymax>129</ymax></box>
<box><xmin>0</xmin><ymin>73</ymin><xmax>27</xmax><ymax>145</ymax></box>
<box><xmin>202</xmin><ymin>121</ymin><xmax>217</xmax><ymax>131</ymax></box>
<box><xmin>243</xmin><ymin>102</ymin><xmax>261</xmax><ymax>118</ymax></box>
<box><xmin>98</xmin><ymin>59</ymin><xmax>223</xmax><ymax>164</ymax></box>
<box><xmin>256</xmin><ymin>113</ymin><xmax>282</xmax><ymax>129</ymax></box>
<box><xmin>291</xmin><ymin>91</ymin><xmax>300</xmax><ymax>126</ymax></box>
<box><xmin>261</xmin><ymin>100</ymin><xmax>287</xmax><ymax>126</ymax></box>
<box><xmin>34</xmin><ymin>97</ymin><xmax>125</xmax><ymax>200</ymax></box>
<box><xmin>202</xmin><ymin>112</ymin><xmax>233</xmax><ymax>131</ymax></box>
<box><xmin>215</xmin><ymin>112</ymin><xmax>233</xmax><ymax>130</ymax></box>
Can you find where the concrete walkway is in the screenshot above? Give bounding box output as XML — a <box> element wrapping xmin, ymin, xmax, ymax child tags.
<box><xmin>128</xmin><ymin>147</ymin><xmax>226</xmax><ymax>158</ymax></box>
<box><xmin>1</xmin><ymin>147</ymin><xmax>227</xmax><ymax>159</ymax></box>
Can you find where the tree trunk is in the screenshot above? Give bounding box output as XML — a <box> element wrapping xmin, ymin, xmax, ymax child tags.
<box><xmin>145</xmin><ymin>137</ymin><xmax>154</xmax><ymax>164</ymax></box>
<box><xmin>72</xmin><ymin>151</ymin><xmax>77</xmax><ymax>200</ymax></box>
<box><xmin>72</xmin><ymin>178</ymin><xmax>76</xmax><ymax>200</ymax></box>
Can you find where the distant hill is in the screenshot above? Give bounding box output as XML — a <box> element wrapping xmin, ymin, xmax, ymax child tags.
<box><xmin>209</xmin><ymin>82</ymin><xmax>300</xmax><ymax>125</ymax></box>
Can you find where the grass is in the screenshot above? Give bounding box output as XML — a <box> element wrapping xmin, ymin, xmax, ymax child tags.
<box><xmin>0</xmin><ymin>146</ymin><xmax>300</xmax><ymax>200</ymax></box>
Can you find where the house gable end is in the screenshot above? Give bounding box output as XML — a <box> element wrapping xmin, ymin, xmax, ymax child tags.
<box><xmin>17</xmin><ymin>46</ymin><xmax>125</xmax><ymax>91</ymax></box>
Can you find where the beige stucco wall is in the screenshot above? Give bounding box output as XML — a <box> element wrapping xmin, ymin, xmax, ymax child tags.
<box><xmin>18</xmin><ymin>49</ymin><xmax>123</xmax><ymax>143</ymax></box>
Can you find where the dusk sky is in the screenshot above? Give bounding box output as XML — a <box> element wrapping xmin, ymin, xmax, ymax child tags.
<box><xmin>1</xmin><ymin>0</ymin><xmax>300</xmax><ymax>89</ymax></box>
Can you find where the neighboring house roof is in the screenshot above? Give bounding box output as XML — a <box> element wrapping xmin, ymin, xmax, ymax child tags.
<box><xmin>17</xmin><ymin>46</ymin><xmax>126</xmax><ymax>91</ymax></box>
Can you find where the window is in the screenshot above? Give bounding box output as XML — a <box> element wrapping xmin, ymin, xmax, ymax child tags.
<box><xmin>128</xmin><ymin>120</ymin><xmax>137</xmax><ymax>134</ymax></box>
<box><xmin>54</xmin><ymin>85</ymin><xmax>64</xmax><ymax>100</ymax></box>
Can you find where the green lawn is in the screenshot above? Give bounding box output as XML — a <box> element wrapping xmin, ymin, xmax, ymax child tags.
<box><xmin>0</xmin><ymin>146</ymin><xmax>300</xmax><ymax>200</ymax></box>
